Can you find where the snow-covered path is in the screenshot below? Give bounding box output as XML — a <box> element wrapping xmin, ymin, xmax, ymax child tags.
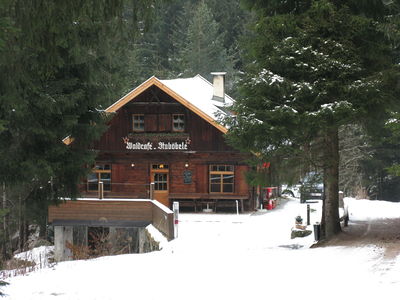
<box><xmin>3</xmin><ymin>198</ymin><xmax>400</xmax><ymax>300</ymax></box>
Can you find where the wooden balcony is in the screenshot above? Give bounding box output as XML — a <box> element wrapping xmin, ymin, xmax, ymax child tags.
<box><xmin>48</xmin><ymin>198</ymin><xmax>174</xmax><ymax>240</ymax></box>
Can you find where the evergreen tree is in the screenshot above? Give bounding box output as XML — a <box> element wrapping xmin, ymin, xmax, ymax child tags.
<box><xmin>225</xmin><ymin>0</ymin><xmax>399</xmax><ymax>239</ymax></box>
<box><xmin>132</xmin><ymin>0</ymin><xmax>249</xmax><ymax>96</ymax></box>
<box><xmin>385</xmin><ymin>114</ymin><xmax>400</xmax><ymax>177</ymax></box>
<box><xmin>131</xmin><ymin>0</ymin><xmax>188</xmax><ymax>83</ymax></box>
<box><xmin>0</xmin><ymin>0</ymin><xmax>155</xmax><ymax>258</ymax></box>
<box><xmin>362</xmin><ymin>112</ymin><xmax>400</xmax><ymax>200</ymax></box>
<box><xmin>207</xmin><ymin>0</ymin><xmax>251</xmax><ymax>70</ymax></box>
<box><xmin>174</xmin><ymin>1</ymin><xmax>235</xmax><ymax>82</ymax></box>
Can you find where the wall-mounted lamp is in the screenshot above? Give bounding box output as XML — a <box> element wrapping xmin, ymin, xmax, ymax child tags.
<box><xmin>131</xmin><ymin>163</ymin><xmax>135</xmax><ymax>168</ymax></box>
<box><xmin>184</xmin><ymin>162</ymin><xmax>189</xmax><ymax>168</ymax></box>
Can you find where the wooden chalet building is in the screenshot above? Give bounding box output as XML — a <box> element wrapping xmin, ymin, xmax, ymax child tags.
<box><xmin>66</xmin><ymin>72</ymin><xmax>254</xmax><ymax>212</ymax></box>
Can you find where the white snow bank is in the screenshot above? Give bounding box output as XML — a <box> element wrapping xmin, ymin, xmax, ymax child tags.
<box><xmin>1</xmin><ymin>246</ymin><xmax>54</xmax><ymax>280</ymax></box>
<box><xmin>3</xmin><ymin>198</ymin><xmax>400</xmax><ymax>300</ymax></box>
<box><xmin>346</xmin><ymin>198</ymin><xmax>400</xmax><ymax>221</ymax></box>
<box><xmin>14</xmin><ymin>246</ymin><xmax>54</xmax><ymax>267</ymax></box>
<box><xmin>146</xmin><ymin>224</ymin><xmax>169</xmax><ymax>250</ymax></box>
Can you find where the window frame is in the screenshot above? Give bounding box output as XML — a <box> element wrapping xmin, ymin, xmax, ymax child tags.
<box><xmin>151</xmin><ymin>164</ymin><xmax>169</xmax><ymax>191</ymax></box>
<box><xmin>87</xmin><ymin>164</ymin><xmax>112</xmax><ymax>192</ymax></box>
<box><xmin>153</xmin><ymin>173</ymin><xmax>168</xmax><ymax>191</ymax></box>
<box><xmin>209</xmin><ymin>165</ymin><xmax>235</xmax><ymax>194</ymax></box>
<box><xmin>132</xmin><ymin>114</ymin><xmax>145</xmax><ymax>132</ymax></box>
<box><xmin>172</xmin><ymin>114</ymin><xmax>185</xmax><ymax>132</ymax></box>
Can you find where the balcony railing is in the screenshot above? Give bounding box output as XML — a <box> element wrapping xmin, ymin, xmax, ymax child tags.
<box><xmin>48</xmin><ymin>198</ymin><xmax>174</xmax><ymax>240</ymax></box>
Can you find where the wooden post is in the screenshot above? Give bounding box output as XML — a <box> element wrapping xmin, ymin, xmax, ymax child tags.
<box><xmin>98</xmin><ymin>181</ymin><xmax>104</xmax><ymax>199</ymax></box>
<box><xmin>150</xmin><ymin>182</ymin><xmax>155</xmax><ymax>200</ymax></box>
<box><xmin>173</xmin><ymin>201</ymin><xmax>179</xmax><ymax>238</ymax></box>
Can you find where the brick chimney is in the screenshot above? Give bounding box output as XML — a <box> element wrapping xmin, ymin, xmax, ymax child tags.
<box><xmin>211</xmin><ymin>72</ymin><xmax>226</xmax><ymax>102</ymax></box>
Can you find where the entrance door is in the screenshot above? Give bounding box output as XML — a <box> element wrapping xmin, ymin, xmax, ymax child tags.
<box><xmin>150</xmin><ymin>164</ymin><xmax>169</xmax><ymax>207</ymax></box>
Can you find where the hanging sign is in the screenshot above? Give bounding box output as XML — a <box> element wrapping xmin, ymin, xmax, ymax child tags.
<box><xmin>183</xmin><ymin>170</ymin><xmax>192</xmax><ymax>184</ymax></box>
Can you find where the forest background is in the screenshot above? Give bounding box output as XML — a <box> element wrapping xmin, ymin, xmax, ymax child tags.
<box><xmin>0</xmin><ymin>0</ymin><xmax>399</xmax><ymax>262</ymax></box>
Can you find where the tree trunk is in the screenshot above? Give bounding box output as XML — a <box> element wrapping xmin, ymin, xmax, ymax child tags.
<box><xmin>2</xmin><ymin>182</ymin><xmax>9</xmax><ymax>260</ymax></box>
<box><xmin>322</xmin><ymin>127</ymin><xmax>341</xmax><ymax>240</ymax></box>
<box><xmin>18</xmin><ymin>194</ymin><xmax>27</xmax><ymax>252</ymax></box>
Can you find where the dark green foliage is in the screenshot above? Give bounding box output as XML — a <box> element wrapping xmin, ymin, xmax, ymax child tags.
<box><xmin>0</xmin><ymin>0</ymin><xmax>155</xmax><ymax>258</ymax></box>
<box><xmin>362</xmin><ymin>112</ymin><xmax>400</xmax><ymax>200</ymax></box>
<box><xmin>177</xmin><ymin>1</ymin><xmax>234</xmax><ymax>81</ymax></box>
<box><xmin>385</xmin><ymin>114</ymin><xmax>400</xmax><ymax>177</ymax></box>
<box><xmin>131</xmin><ymin>0</ymin><xmax>248</xmax><ymax>93</ymax></box>
<box><xmin>225</xmin><ymin>0</ymin><xmax>399</xmax><ymax>238</ymax></box>
<box><xmin>0</xmin><ymin>0</ymin><xmax>137</xmax><ymax>197</ymax></box>
<box><xmin>128</xmin><ymin>0</ymin><xmax>186</xmax><ymax>84</ymax></box>
<box><xmin>228</xmin><ymin>0</ymin><xmax>398</xmax><ymax>171</ymax></box>
<box><xmin>241</xmin><ymin>0</ymin><xmax>312</xmax><ymax>15</ymax></box>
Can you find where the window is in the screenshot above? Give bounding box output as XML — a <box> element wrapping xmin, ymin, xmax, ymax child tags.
<box><xmin>209</xmin><ymin>165</ymin><xmax>234</xmax><ymax>193</ymax></box>
<box><xmin>152</xmin><ymin>164</ymin><xmax>169</xmax><ymax>170</ymax></box>
<box><xmin>132</xmin><ymin>114</ymin><xmax>144</xmax><ymax>131</ymax></box>
<box><xmin>87</xmin><ymin>164</ymin><xmax>111</xmax><ymax>191</ymax></box>
<box><xmin>154</xmin><ymin>173</ymin><xmax>168</xmax><ymax>191</ymax></box>
<box><xmin>172</xmin><ymin>114</ymin><xmax>185</xmax><ymax>132</ymax></box>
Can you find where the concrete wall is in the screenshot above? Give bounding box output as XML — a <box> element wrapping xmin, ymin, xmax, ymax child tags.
<box><xmin>54</xmin><ymin>226</ymin><xmax>73</xmax><ymax>262</ymax></box>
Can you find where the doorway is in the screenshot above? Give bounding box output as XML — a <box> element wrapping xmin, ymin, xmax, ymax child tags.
<box><xmin>150</xmin><ymin>164</ymin><xmax>169</xmax><ymax>207</ymax></box>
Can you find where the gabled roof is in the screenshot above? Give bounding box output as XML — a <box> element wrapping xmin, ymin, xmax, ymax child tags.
<box><xmin>63</xmin><ymin>74</ymin><xmax>234</xmax><ymax>145</ymax></box>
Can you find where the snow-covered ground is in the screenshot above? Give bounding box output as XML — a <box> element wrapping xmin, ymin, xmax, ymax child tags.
<box><xmin>3</xmin><ymin>197</ymin><xmax>400</xmax><ymax>300</ymax></box>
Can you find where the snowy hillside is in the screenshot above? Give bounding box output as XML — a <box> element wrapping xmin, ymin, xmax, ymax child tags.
<box><xmin>3</xmin><ymin>197</ymin><xmax>400</xmax><ymax>300</ymax></box>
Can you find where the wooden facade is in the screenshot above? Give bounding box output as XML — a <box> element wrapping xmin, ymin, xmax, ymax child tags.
<box><xmin>77</xmin><ymin>75</ymin><xmax>254</xmax><ymax>211</ymax></box>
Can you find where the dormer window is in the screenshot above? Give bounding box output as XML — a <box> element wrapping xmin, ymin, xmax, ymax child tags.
<box><xmin>132</xmin><ymin>114</ymin><xmax>144</xmax><ymax>131</ymax></box>
<box><xmin>172</xmin><ymin>114</ymin><xmax>185</xmax><ymax>132</ymax></box>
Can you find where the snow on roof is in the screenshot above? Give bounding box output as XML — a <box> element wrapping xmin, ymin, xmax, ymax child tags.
<box><xmin>64</xmin><ymin>74</ymin><xmax>234</xmax><ymax>145</ymax></box>
<box><xmin>160</xmin><ymin>74</ymin><xmax>234</xmax><ymax>123</ymax></box>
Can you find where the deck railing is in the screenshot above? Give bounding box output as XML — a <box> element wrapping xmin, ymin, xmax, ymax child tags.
<box><xmin>48</xmin><ymin>198</ymin><xmax>175</xmax><ymax>240</ymax></box>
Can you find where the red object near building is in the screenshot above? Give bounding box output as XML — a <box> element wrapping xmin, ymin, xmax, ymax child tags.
<box><xmin>266</xmin><ymin>199</ymin><xmax>273</xmax><ymax>210</ymax></box>
<box><xmin>263</xmin><ymin>187</ymin><xmax>277</xmax><ymax>210</ymax></box>
<box><xmin>262</xmin><ymin>162</ymin><xmax>270</xmax><ymax>169</ymax></box>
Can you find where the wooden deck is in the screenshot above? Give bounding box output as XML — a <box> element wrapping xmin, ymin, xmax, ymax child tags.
<box><xmin>48</xmin><ymin>199</ymin><xmax>175</xmax><ymax>240</ymax></box>
<box><xmin>168</xmin><ymin>193</ymin><xmax>248</xmax><ymax>212</ymax></box>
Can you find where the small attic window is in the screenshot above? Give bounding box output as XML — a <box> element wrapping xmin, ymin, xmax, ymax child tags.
<box><xmin>132</xmin><ymin>114</ymin><xmax>144</xmax><ymax>131</ymax></box>
<box><xmin>172</xmin><ymin>114</ymin><xmax>185</xmax><ymax>132</ymax></box>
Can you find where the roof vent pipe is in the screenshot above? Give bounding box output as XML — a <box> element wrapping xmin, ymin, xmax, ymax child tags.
<box><xmin>211</xmin><ymin>72</ymin><xmax>226</xmax><ymax>102</ymax></box>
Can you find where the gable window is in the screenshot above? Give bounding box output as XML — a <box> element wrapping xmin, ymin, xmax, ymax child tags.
<box><xmin>209</xmin><ymin>165</ymin><xmax>234</xmax><ymax>193</ymax></box>
<box><xmin>87</xmin><ymin>164</ymin><xmax>111</xmax><ymax>191</ymax></box>
<box><xmin>172</xmin><ymin>114</ymin><xmax>185</xmax><ymax>132</ymax></box>
<box><xmin>132</xmin><ymin>114</ymin><xmax>145</xmax><ymax>131</ymax></box>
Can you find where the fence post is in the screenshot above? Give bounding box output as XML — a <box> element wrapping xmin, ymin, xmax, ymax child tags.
<box><xmin>150</xmin><ymin>182</ymin><xmax>155</xmax><ymax>200</ymax></box>
<box><xmin>98</xmin><ymin>181</ymin><xmax>104</xmax><ymax>199</ymax></box>
<box><xmin>173</xmin><ymin>201</ymin><xmax>179</xmax><ymax>238</ymax></box>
